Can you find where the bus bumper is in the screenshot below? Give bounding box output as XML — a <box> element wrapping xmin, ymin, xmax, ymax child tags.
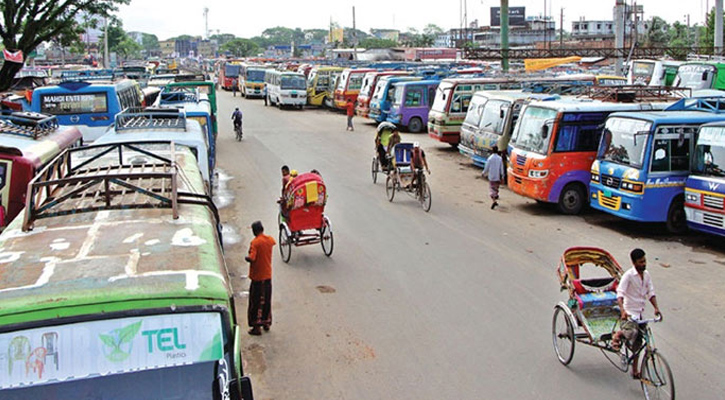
<box><xmin>590</xmin><ymin>188</ymin><xmax>656</xmax><ymax>222</ymax></box>
<box><xmin>686</xmin><ymin>207</ymin><xmax>725</xmax><ymax>236</ymax></box>
<box><xmin>428</xmin><ymin>124</ymin><xmax>460</xmax><ymax>144</ymax></box>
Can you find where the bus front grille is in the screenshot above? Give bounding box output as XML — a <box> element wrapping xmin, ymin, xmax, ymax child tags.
<box><xmin>601</xmin><ymin>175</ymin><xmax>621</xmax><ymax>189</ymax></box>
<box><xmin>703</xmin><ymin>194</ymin><xmax>724</xmax><ymax>210</ymax></box>
<box><xmin>516</xmin><ymin>154</ymin><xmax>526</xmax><ymax>166</ymax></box>
<box><xmin>703</xmin><ymin>212</ymin><xmax>724</xmax><ymax>227</ymax></box>
<box><xmin>598</xmin><ymin>191</ymin><xmax>621</xmax><ymax>210</ymax></box>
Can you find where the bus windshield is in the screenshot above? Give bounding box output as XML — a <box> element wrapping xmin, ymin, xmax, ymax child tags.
<box><xmin>348</xmin><ymin>74</ymin><xmax>364</xmax><ymax>90</ymax></box>
<box><xmin>336</xmin><ymin>71</ymin><xmax>350</xmax><ymax>91</ymax></box>
<box><xmin>224</xmin><ymin>64</ymin><xmax>240</xmax><ymax>77</ymax></box>
<box><xmin>693</xmin><ymin>126</ymin><xmax>725</xmax><ymax>177</ymax></box>
<box><xmin>281</xmin><ymin>75</ymin><xmax>306</xmax><ymax>90</ymax></box>
<box><xmin>675</xmin><ymin>64</ymin><xmax>716</xmax><ymax>89</ymax></box>
<box><xmin>247</xmin><ymin>70</ymin><xmax>266</xmax><ymax>82</ymax></box>
<box><xmin>632</xmin><ymin>61</ymin><xmax>655</xmax><ymax>85</ymax></box>
<box><xmin>431</xmin><ymin>82</ymin><xmax>453</xmax><ymax>113</ymax></box>
<box><xmin>359</xmin><ymin>75</ymin><xmax>375</xmax><ymax>97</ymax></box>
<box><xmin>511</xmin><ymin>106</ymin><xmax>558</xmax><ymax>155</ymax></box>
<box><xmin>372</xmin><ymin>81</ymin><xmax>387</xmax><ymax>101</ymax></box>
<box><xmin>40</xmin><ymin>92</ymin><xmax>108</xmax><ymax>115</ymax></box>
<box><xmin>600</xmin><ymin>117</ymin><xmax>652</xmax><ymax>168</ymax></box>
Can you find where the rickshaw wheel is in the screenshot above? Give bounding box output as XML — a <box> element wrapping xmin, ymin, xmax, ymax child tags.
<box><xmin>320</xmin><ymin>216</ymin><xmax>334</xmax><ymax>257</ymax></box>
<box><xmin>371</xmin><ymin>157</ymin><xmax>379</xmax><ymax>183</ymax></box>
<box><xmin>421</xmin><ymin>182</ymin><xmax>432</xmax><ymax>212</ymax></box>
<box><xmin>385</xmin><ymin>176</ymin><xmax>395</xmax><ymax>202</ymax></box>
<box><xmin>552</xmin><ymin>305</ymin><xmax>575</xmax><ymax>365</ymax></box>
<box><xmin>279</xmin><ymin>225</ymin><xmax>292</xmax><ymax>263</ymax></box>
<box><xmin>641</xmin><ymin>351</ymin><xmax>674</xmax><ymax>400</ymax></box>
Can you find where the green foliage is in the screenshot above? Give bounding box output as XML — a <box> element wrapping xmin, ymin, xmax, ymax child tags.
<box><xmin>0</xmin><ymin>0</ymin><xmax>130</xmax><ymax>90</ymax></box>
<box><xmin>642</xmin><ymin>16</ymin><xmax>670</xmax><ymax>47</ymax></box>
<box><xmin>359</xmin><ymin>38</ymin><xmax>397</xmax><ymax>49</ymax></box>
<box><xmin>262</xmin><ymin>26</ymin><xmax>295</xmax><ymax>45</ymax></box>
<box><xmin>210</xmin><ymin>33</ymin><xmax>236</xmax><ymax>46</ymax></box>
<box><xmin>141</xmin><ymin>33</ymin><xmax>159</xmax><ymax>51</ymax></box>
<box><xmin>220</xmin><ymin>38</ymin><xmax>260</xmax><ymax>57</ymax></box>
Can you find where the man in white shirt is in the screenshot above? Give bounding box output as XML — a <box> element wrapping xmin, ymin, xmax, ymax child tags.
<box><xmin>482</xmin><ymin>145</ymin><xmax>505</xmax><ymax>210</ymax></box>
<box><xmin>611</xmin><ymin>248</ymin><xmax>662</xmax><ymax>379</ymax></box>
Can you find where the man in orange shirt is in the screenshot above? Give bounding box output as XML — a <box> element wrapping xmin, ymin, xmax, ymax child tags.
<box><xmin>245</xmin><ymin>221</ymin><xmax>277</xmax><ymax>335</ymax></box>
<box><xmin>346</xmin><ymin>99</ymin><xmax>355</xmax><ymax>131</ymax></box>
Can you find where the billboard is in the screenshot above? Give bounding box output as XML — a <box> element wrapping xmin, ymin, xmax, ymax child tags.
<box><xmin>490</xmin><ymin>7</ymin><xmax>526</xmax><ymax>26</ymax></box>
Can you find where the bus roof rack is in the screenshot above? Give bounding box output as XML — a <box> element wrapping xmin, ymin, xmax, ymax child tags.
<box><xmin>159</xmin><ymin>90</ymin><xmax>199</xmax><ymax>104</ymax></box>
<box><xmin>174</xmin><ymin>74</ymin><xmax>207</xmax><ymax>82</ymax></box>
<box><xmin>22</xmin><ymin>141</ymin><xmax>219</xmax><ymax>232</ymax></box>
<box><xmin>60</xmin><ymin>69</ymin><xmax>122</xmax><ymax>83</ymax></box>
<box><xmin>664</xmin><ymin>96</ymin><xmax>725</xmax><ymax>112</ymax></box>
<box><xmin>0</xmin><ymin>112</ymin><xmax>59</xmax><ymax>139</ymax></box>
<box><xmin>115</xmin><ymin>107</ymin><xmax>187</xmax><ymax>131</ymax></box>
<box><xmin>583</xmin><ymin>86</ymin><xmax>692</xmax><ymax>103</ymax></box>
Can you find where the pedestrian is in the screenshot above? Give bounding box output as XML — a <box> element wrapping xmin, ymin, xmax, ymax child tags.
<box><xmin>345</xmin><ymin>99</ymin><xmax>355</xmax><ymax>131</ymax></box>
<box><xmin>244</xmin><ymin>221</ymin><xmax>276</xmax><ymax>335</ymax></box>
<box><xmin>482</xmin><ymin>145</ymin><xmax>505</xmax><ymax>210</ymax></box>
<box><xmin>232</xmin><ymin>78</ymin><xmax>238</xmax><ymax>97</ymax></box>
<box><xmin>263</xmin><ymin>84</ymin><xmax>268</xmax><ymax>106</ymax></box>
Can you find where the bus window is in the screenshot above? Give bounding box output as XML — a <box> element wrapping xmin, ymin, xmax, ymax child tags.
<box><xmin>405</xmin><ymin>87</ymin><xmax>424</xmax><ymax>107</ymax></box>
<box><xmin>40</xmin><ymin>92</ymin><xmax>108</xmax><ymax>114</ymax></box>
<box><xmin>554</xmin><ymin>125</ymin><xmax>602</xmax><ymax>152</ymax></box>
<box><xmin>479</xmin><ymin>99</ymin><xmax>508</xmax><ymax>135</ymax></box>
<box><xmin>652</xmin><ymin>137</ymin><xmax>691</xmax><ymax>172</ymax></box>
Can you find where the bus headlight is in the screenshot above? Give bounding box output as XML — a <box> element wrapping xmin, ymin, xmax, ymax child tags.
<box><xmin>685</xmin><ymin>192</ymin><xmax>701</xmax><ymax>204</ymax></box>
<box><xmin>621</xmin><ymin>181</ymin><xmax>644</xmax><ymax>193</ymax></box>
<box><xmin>528</xmin><ymin>169</ymin><xmax>549</xmax><ymax>178</ymax></box>
<box><xmin>591</xmin><ymin>173</ymin><xmax>600</xmax><ymax>183</ymax></box>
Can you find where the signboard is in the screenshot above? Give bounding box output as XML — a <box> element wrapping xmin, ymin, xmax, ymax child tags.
<box><xmin>490</xmin><ymin>7</ymin><xmax>526</xmax><ymax>26</ymax></box>
<box><xmin>40</xmin><ymin>93</ymin><xmax>108</xmax><ymax>115</ymax></box>
<box><xmin>0</xmin><ymin>312</ymin><xmax>224</xmax><ymax>389</ymax></box>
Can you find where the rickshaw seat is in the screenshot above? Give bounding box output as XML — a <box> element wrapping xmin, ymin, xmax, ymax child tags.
<box><xmin>572</xmin><ymin>277</ymin><xmax>618</xmax><ymax>309</ymax></box>
<box><xmin>394</xmin><ymin>145</ymin><xmax>412</xmax><ymax>166</ymax></box>
<box><xmin>576</xmin><ymin>291</ymin><xmax>618</xmax><ymax>309</ymax></box>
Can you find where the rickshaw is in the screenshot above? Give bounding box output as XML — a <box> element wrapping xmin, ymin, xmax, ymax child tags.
<box><xmin>278</xmin><ymin>172</ymin><xmax>333</xmax><ymax>263</ymax></box>
<box><xmin>371</xmin><ymin>121</ymin><xmax>397</xmax><ymax>184</ymax></box>
<box><xmin>552</xmin><ymin>247</ymin><xmax>674</xmax><ymax>400</ymax></box>
<box><xmin>385</xmin><ymin>143</ymin><xmax>432</xmax><ymax>212</ymax></box>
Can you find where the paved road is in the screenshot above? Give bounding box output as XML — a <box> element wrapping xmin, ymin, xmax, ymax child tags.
<box><xmin>213</xmin><ymin>89</ymin><xmax>725</xmax><ymax>400</ymax></box>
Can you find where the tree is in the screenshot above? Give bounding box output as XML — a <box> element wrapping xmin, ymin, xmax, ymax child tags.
<box><xmin>642</xmin><ymin>16</ymin><xmax>670</xmax><ymax>47</ymax></box>
<box><xmin>141</xmin><ymin>33</ymin><xmax>159</xmax><ymax>53</ymax></box>
<box><xmin>0</xmin><ymin>0</ymin><xmax>129</xmax><ymax>91</ymax></box>
<box><xmin>698</xmin><ymin>7</ymin><xmax>725</xmax><ymax>53</ymax></box>
<box><xmin>220</xmin><ymin>38</ymin><xmax>259</xmax><ymax>57</ymax></box>
<box><xmin>115</xmin><ymin>36</ymin><xmax>142</xmax><ymax>59</ymax></box>
<box><xmin>210</xmin><ymin>33</ymin><xmax>236</xmax><ymax>46</ymax></box>
<box><xmin>359</xmin><ymin>38</ymin><xmax>397</xmax><ymax>49</ymax></box>
<box><xmin>261</xmin><ymin>26</ymin><xmax>295</xmax><ymax>45</ymax></box>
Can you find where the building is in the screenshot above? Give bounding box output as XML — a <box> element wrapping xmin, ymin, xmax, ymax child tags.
<box><xmin>159</xmin><ymin>40</ymin><xmax>175</xmax><ymax>57</ymax></box>
<box><xmin>472</xmin><ymin>17</ymin><xmax>556</xmax><ymax>47</ymax></box>
<box><xmin>370</xmin><ymin>29</ymin><xmax>399</xmax><ymax>42</ymax></box>
<box><xmin>571</xmin><ymin>4</ymin><xmax>647</xmax><ymax>43</ymax></box>
<box><xmin>196</xmin><ymin>40</ymin><xmax>217</xmax><ymax>58</ymax></box>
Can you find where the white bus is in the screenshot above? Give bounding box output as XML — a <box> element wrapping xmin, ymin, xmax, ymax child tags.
<box><xmin>264</xmin><ymin>70</ymin><xmax>307</xmax><ymax>109</ymax></box>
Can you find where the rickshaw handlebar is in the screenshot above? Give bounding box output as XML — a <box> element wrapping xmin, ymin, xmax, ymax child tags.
<box><xmin>632</xmin><ymin>314</ymin><xmax>663</xmax><ymax>325</ymax></box>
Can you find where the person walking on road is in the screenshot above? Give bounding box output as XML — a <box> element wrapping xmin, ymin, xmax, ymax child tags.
<box><xmin>263</xmin><ymin>84</ymin><xmax>268</xmax><ymax>106</ymax></box>
<box><xmin>482</xmin><ymin>145</ymin><xmax>505</xmax><ymax>210</ymax></box>
<box><xmin>346</xmin><ymin>99</ymin><xmax>355</xmax><ymax>131</ymax></box>
<box><xmin>232</xmin><ymin>78</ymin><xmax>238</xmax><ymax>97</ymax></box>
<box><xmin>245</xmin><ymin>221</ymin><xmax>276</xmax><ymax>335</ymax></box>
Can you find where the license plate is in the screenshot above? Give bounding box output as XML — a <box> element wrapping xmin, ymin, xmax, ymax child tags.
<box><xmin>603</xmin><ymin>190</ymin><xmax>612</xmax><ymax>197</ymax></box>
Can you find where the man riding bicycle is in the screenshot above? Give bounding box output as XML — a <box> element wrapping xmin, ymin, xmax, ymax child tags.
<box><xmin>231</xmin><ymin>107</ymin><xmax>243</xmax><ymax>138</ymax></box>
<box><xmin>410</xmin><ymin>142</ymin><xmax>430</xmax><ymax>191</ymax></box>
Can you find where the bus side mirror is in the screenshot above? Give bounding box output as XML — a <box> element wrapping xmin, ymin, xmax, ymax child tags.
<box><xmin>702</xmin><ymin>71</ymin><xmax>709</xmax><ymax>81</ymax></box>
<box><xmin>541</xmin><ymin>124</ymin><xmax>549</xmax><ymax>139</ymax></box>
<box><xmin>240</xmin><ymin>376</ymin><xmax>254</xmax><ymax>400</ymax></box>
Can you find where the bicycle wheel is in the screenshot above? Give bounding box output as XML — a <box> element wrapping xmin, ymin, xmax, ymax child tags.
<box><xmin>371</xmin><ymin>157</ymin><xmax>379</xmax><ymax>183</ymax></box>
<box><xmin>420</xmin><ymin>182</ymin><xmax>432</xmax><ymax>212</ymax></box>
<box><xmin>386</xmin><ymin>176</ymin><xmax>395</xmax><ymax>202</ymax></box>
<box><xmin>641</xmin><ymin>351</ymin><xmax>674</xmax><ymax>400</ymax></box>
<box><xmin>278</xmin><ymin>225</ymin><xmax>292</xmax><ymax>263</ymax></box>
<box><xmin>552</xmin><ymin>305</ymin><xmax>575</xmax><ymax>365</ymax></box>
<box><xmin>320</xmin><ymin>216</ymin><xmax>333</xmax><ymax>257</ymax></box>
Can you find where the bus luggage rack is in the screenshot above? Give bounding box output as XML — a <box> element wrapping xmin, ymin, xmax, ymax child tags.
<box><xmin>22</xmin><ymin>141</ymin><xmax>219</xmax><ymax>231</ymax></box>
<box><xmin>115</xmin><ymin>107</ymin><xmax>187</xmax><ymax>131</ymax></box>
<box><xmin>583</xmin><ymin>86</ymin><xmax>692</xmax><ymax>103</ymax></box>
<box><xmin>160</xmin><ymin>90</ymin><xmax>199</xmax><ymax>103</ymax></box>
<box><xmin>60</xmin><ymin>69</ymin><xmax>122</xmax><ymax>83</ymax></box>
<box><xmin>665</xmin><ymin>96</ymin><xmax>725</xmax><ymax>113</ymax></box>
<box><xmin>174</xmin><ymin>74</ymin><xmax>207</xmax><ymax>82</ymax></box>
<box><xmin>0</xmin><ymin>112</ymin><xmax>59</xmax><ymax>139</ymax></box>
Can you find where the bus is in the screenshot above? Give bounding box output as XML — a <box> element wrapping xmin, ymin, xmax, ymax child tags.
<box><xmin>218</xmin><ymin>62</ymin><xmax>242</xmax><ymax>91</ymax></box>
<box><xmin>264</xmin><ymin>70</ymin><xmax>307</xmax><ymax>109</ymax></box>
<box><xmin>673</xmin><ymin>61</ymin><xmax>725</xmax><ymax>90</ymax></box>
<box><xmin>590</xmin><ymin>96</ymin><xmax>725</xmax><ymax>232</ymax></box>
<box><xmin>508</xmin><ymin>99</ymin><xmax>666</xmax><ymax>215</ymax></box>
<box><xmin>239</xmin><ymin>63</ymin><xmax>268</xmax><ymax>98</ymax></box>
<box><xmin>333</xmin><ymin>68</ymin><xmax>375</xmax><ymax>109</ymax></box>
<box><xmin>387</xmin><ymin>80</ymin><xmax>440</xmax><ymax>133</ymax></box>
<box><xmin>95</xmin><ymin>108</ymin><xmax>213</xmax><ymax>193</ymax></box>
<box><xmin>165</xmin><ymin>79</ymin><xmax>218</xmax><ymax>135</ymax></box>
<box><xmin>355</xmin><ymin>71</ymin><xmax>411</xmax><ymax>118</ymax></box>
<box><xmin>368</xmin><ymin>76</ymin><xmax>421</xmax><ymax>123</ymax></box>
<box><xmin>306</xmin><ymin>67</ymin><xmax>344</xmax><ymax>107</ymax></box>
<box><xmin>458</xmin><ymin>91</ymin><xmax>557</xmax><ymax>168</ymax></box>
<box><xmin>428</xmin><ymin>77</ymin><xmax>523</xmax><ymax>146</ymax></box>
<box><xmin>0</xmin><ymin>142</ymin><xmax>253</xmax><ymax>400</ymax></box>
<box><xmin>0</xmin><ymin>112</ymin><xmax>82</xmax><ymax>228</ymax></box>
<box><xmin>628</xmin><ymin>60</ymin><xmax>682</xmax><ymax>86</ymax></box>
<box><xmin>31</xmin><ymin>79</ymin><xmax>144</xmax><ymax>142</ymax></box>
<box><xmin>159</xmin><ymin>90</ymin><xmax>217</xmax><ymax>171</ymax></box>
<box><xmin>684</xmin><ymin>121</ymin><xmax>725</xmax><ymax>236</ymax></box>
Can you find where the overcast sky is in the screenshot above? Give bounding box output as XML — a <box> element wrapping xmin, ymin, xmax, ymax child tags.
<box><xmin>116</xmin><ymin>0</ymin><xmax>714</xmax><ymax>40</ymax></box>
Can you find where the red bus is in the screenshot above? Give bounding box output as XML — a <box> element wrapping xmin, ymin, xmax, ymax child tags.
<box><xmin>333</xmin><ymin>68</ymin><xmax>375</xmax><ymax>109</ymax></box>
<box><xmin>0</xmin><ymin>112</ymin><xmax>82</xmax><ymax>227</ymax></box>
<box><xmin>217</xmin><ymin>61</ymin><xmax>242</xmax><ymax>91</ymax></box>
<box><xmin>355</xmin><ymin>70</ymin><xmax>412</xmax><ymax>118</ymax></box>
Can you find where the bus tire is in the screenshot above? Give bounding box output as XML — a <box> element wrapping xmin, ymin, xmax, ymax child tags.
<box><xmin>557</xmin><ymin>183</ymin><xmax>586</xmax><ymax>215</ymax></box>
<box><xmin>408</xmin><ymin>117</ymin><xmax>424</xmax><ymax>133</ymax></box>
<box><xmin>666</xmin><ymin>196</ymin><xmax>687</xmax><ymax>234</ymax></box>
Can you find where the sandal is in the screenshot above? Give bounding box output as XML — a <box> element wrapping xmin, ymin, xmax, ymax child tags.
<box><xmin>631</xmin><ymin>371</ymin><xmax>641</xmax><ymax>380</ymax></box>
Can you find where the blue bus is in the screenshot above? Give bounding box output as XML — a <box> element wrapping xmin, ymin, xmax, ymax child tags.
<box><xmin>590</xmin><ymin>97</ymin><xmax>725</xmax><ymax>232</ymax></box>
<box><xmin>386</xmin><ymin>80</ymin><xmax>440</xmax><ymax>133</ymax></box>
<box><xmin>684</xmin><ymin>121</ymin><xmax>725</xmax><ymax>236</ymax></box>
<box><xmin>31</xmin><ymin>79</ymin><xmax>144</xmax><ymax>142</ymax></box>
<box><xmin>368</xmin><ymin>76</ymin><xmax>421</xmax><ymax>123</ymax></box>
<box><xmin>159</xmin><ymin>89</ymin><xmax>216</xmax><ymax>171</ymax></box>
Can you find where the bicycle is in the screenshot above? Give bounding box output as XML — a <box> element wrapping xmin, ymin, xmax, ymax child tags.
<box><xmin>234</xmin><ymin>121</ymin><xmax>243</xmax><ymax>141</ymax></box>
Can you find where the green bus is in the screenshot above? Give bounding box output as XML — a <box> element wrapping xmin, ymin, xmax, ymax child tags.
<box><xmin>0</xmin><ymin>141</ymin><xmax>253</xmax><ymax>400</ymax></box>
<box><xmin>165</xmin><ymin>77</ymin><xmax>218</xmax><ymax>135</ymax></box>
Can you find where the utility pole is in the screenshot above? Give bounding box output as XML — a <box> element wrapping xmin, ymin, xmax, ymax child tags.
<box><xmin>544</xmin><ymin>0</ymin><xmax>547</xmax><ymax>49</ymax></box>
<box><xmin>501</xmin><ymin>0</ymin><xmax>509</xmax><ymax>72</ymax></box>
<box><xmin>560</xmin><ymin>8</ymin><xmax>564</xmax><ymax>49</ymax></box>
<box><xmin>352</xmin><ymin>6</ymin><xmax>357</xmax><ymax>60</ymax></box>
<box><xmin>615</xmin><ymin>0</ymin><xmax>625</xmax><ymax>75</ymax></box>
<box><xmin>104</xmin><ymin>17</ymin><xmax>109</xmax><ymax>68</ymax></box>
<box><xmin>716</xmin><ymin>0</ymin><xmax>723</xmax><ymax>55</ymax></box>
